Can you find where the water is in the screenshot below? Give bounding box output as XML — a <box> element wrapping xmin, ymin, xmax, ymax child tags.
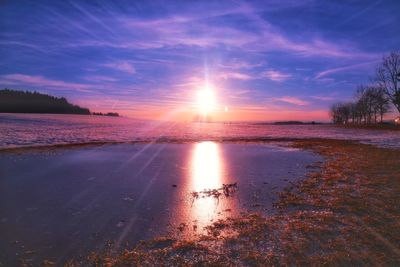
<box><xmin>0</xmin><ymin>142</ymin><xmax>321</xmax><ymax>265</ymax></box>
<box><xmin>1</xmin><ymin>113</ymin><xmax>398</xmax><ymax>264</ymax></box>
<box><xmin>1</xmin><ymin>113</ymin><xmax>400</xmax><ymax>149</ymax></box>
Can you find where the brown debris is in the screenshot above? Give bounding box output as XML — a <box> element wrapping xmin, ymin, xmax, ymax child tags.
<box><xmin>191</xmin><ymin>183</ymin><xmax>238</xmax><ymax>200</ymax></box>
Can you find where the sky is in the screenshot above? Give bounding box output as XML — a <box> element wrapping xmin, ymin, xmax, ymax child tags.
<box><xmin>0</xmin><ymin>0</ymin><xmax>399</xmax><ymax>121</ymax></box>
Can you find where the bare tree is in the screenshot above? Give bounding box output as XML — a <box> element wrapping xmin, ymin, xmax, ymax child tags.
<box><xmin>330</xmin><ymin>102</ymin><xmax>352</xmax><ymax>124</ymax></box>
<box><xmin>375</xmin><ymin>51</ymin><xmax>400</xmax><ymax>113</ymax></box>
<box><xmin>330</xmin><ymin>103</ymin><xmax>341</xmax><ymax>124</ymax></box>
<box><xmin>371</xmin><ymin>86</ymin><xmax>390</xmax><ymax>123</ymax></box>
<box><xmin>349</xmin><ymin>102</ymin><xmax>358</xmax><ymax>123</ymax></box>
<box><xmin>330</xmin><ymin>52</ymin><xmax>397</xmax><ymax>124</ymax></box>
<box><xmin>356</xmin><ymin>85</ymin><xmax>371</xmax><ymax>123</ymax></box>
<box><xmin>331</xmin><ymin>85</ymin><xmax>390</xmax><ymax>124</ymax></box>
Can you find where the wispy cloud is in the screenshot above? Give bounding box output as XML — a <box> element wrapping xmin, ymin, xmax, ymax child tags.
<box><xmin>103</xmin><ymin>61</ymin><xmax>136</xmax><ymax>74</ymax></box>
<box><xmin>29</xmin><ymin>1</ymin><xmax>377</xmax><ymax>60</ymax></box>
<box><xmin>219</xmin><ymin>59</ymin><xmax>264</xmax><ymax>70</ymax></box>
<box><xmin>263</xmin><ymin>70</ymin><xmax>292</xmax><ymax>81</ymax></box>
<box><xmin>310</xmin><ymin>95</ymin><xmax>337</xmax><ymax>101</ymax></box>
<box><xmin>233</xmin><ymin>1</ymin><xmax>378</xmax><ymax>59</ymax></box>
<box><xmin>0</xmin><ymin>74</ymin><xmax>93</xmax><ymax>92</ymax></box>
<box><xmin>314</xmin><ymin>60</ymin><xmax>379</xmax><ymax>79</ymax></box>
<box><xmin>218</xmin><ymin>71</ymin><xmax>253</xmax><ymax>81</ymax></box>
<box><xmin>274</xmin><ymin>97</ymin><xmax>309</xmax><ymax>106</ymax></box>
<box><xmin>0</xmin><ymin>0</ymin><xmax>398</xmax><ymax>121</ymax></box>
<box><xmin>83</xmin><ymin>75</ymin><xmax>118</xmax><ymax>82</ymax></box>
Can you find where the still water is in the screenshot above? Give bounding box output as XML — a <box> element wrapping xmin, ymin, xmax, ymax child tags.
<box><xmin>0</xmin><ymin>142</ymin><xmax>321</xmax><ymax>265</ymax></box>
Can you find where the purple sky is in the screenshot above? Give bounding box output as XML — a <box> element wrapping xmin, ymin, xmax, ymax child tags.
<box><xmin>1</xmin><ymin>0</ymin><xmax>399</xmax><ymax>121</ymax></box>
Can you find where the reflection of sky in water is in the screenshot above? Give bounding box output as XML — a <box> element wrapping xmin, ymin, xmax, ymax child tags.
<box><xmin>0</xmin><ymin>142</ymin><xmax>323</xmax><ymax>265</ymax></box>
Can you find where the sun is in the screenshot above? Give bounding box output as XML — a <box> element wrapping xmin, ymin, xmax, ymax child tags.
<box><xmin>196</xmin><ymin>85</ymin><xmax>216</xmax><ymax>115</ymax></box>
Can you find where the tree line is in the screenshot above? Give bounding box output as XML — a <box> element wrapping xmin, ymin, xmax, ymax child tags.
<box><xmin>0</xmin><ymin>89</ymin><xmax>91</xmax><ymax>115</ymax></box>
<box><xmin>92</xmin><ymin>112</ymin><xmax>120</xmax><ymax>117</ymax></box>
<box><xmin>0</xmin><ymin>89</ymin><xmax>121</xmax><ymax>116</ymax></box>
<box><xmin>331</xmin><ymin>51</ymin><xmax>400</xmax><ymax>124</ymax></box>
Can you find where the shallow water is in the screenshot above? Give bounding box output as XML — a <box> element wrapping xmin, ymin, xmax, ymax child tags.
<box><xmin>0</xmin><ymin>142</ymin><xmax>321</xmax><ymax>265</ymax></box>
<box><xmin>0</xmin><ymin>113</ymin><xmax>399</xmax><ymax>264</ymax></box>
<box><xmin>1</xmin><ymin>113</ymin><xmax>400</xmax><ymax>148</ymax></box>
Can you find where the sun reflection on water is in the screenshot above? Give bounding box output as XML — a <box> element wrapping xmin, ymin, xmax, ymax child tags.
<box><xmin>189</xmin><ymin>141</ymin><xmax>226</xmax><ymax>227</ymax></box>
<box><xmin>191</xmin><ymin>141</ymin><xmax>222</xmax><ymax>191</ymax></box>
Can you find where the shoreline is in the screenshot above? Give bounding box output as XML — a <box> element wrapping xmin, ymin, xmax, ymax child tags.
<box><xmin>1</xmin><ymin>134</ymin><xmax>399</xmax><ymax>154</ymax></box>
<box><xmin>66</xmin><ymin>139</ymin><xmax>400</xmax><ymax>266</ymax></box>
<box><xmin>336</xmin><ymin>123</ymin><xmax>400</xmax><ymax>131</ymax></box>
<box><xmin>0</xmin><ymin>137</ymin><xmax>331</xmax><ymax>153</ymax></box>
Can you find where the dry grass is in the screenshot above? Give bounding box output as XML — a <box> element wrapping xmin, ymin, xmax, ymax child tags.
<box><xmin>67</xmin><ymin>139</ymin><xmax>400</xmax><ymax>266</ymax></box>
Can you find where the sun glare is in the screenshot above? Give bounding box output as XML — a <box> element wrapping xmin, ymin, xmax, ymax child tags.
<box><xmin>189</xmin><ymin>141</ymin><xmax>225</xmax><ymax>227</ymax></box>
<box><xmin>196</xmin><ymin>86</ymin><xmax>216</xmax><ymax>114</ymax></box>
<box><xmin>191</xmin><ymin>141</ymin><xmax>222</xmax><ymax>191</ymax></box>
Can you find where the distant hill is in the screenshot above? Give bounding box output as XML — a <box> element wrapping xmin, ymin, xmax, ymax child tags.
<box><xmin>0</xmin><ymin>89</ymin><xmax>90</xmax><ymax>115</ymax></box>
<box><xmin>274</xmin><ymin>121</ymin><xmax>305</xmax><ymax>125</ymax></box>
<box><xmin>92</xmin><ymin>112</ymin><xmax>120</xmax><ymax>117</ymax></box>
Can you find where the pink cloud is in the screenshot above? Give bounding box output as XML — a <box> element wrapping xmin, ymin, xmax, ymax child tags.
<box><xmin>263</xmin><ymin>70</ymin><xmax>292</xmax><ymax>81</ymax></box>
<box><xmin>274</xmin><ymin>96</ymin><xmax>309</xmax><ymax>106</ymax></box>
<box><xmin>218</xmin><ymin>71</ymin><xmax>253</xmax><ymax>81</ymax></box>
